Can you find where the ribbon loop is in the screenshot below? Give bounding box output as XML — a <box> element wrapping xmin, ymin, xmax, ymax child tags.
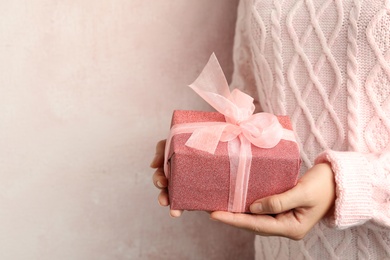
<box><xmin>189</xmin><ymin>53</ymin><xmax>256</xmax><ymax>125</ymax></box>
<box><xmin>240</xmin><ymin>113</ymin><xmax>284</xmax><ymax>149</ymax></box>
<box><xmin>186</xmin><ymin>53</ymin><xmax>284</xmax><ymax>152</ymax></box>
<box><xmin>185</xmin><ymin>124</ymin><xmax>228</xmax><ymax>155</ymax></box>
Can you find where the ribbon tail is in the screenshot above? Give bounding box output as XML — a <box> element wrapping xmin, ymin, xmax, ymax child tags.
<box><xmin>227</xmin><ymin>138</ymin><xmax>240</xmax><ymax>212</ymax></box>
<box><xmin>282</xmin><ymin>128</ymin><xmax>297</xmax><ymax>143</ymax></box>
<box><xmin>228</xmin><ymin>135</ymin><xmax>252</xmax><ymax>213</ymax></box>
<box><xmin>189</xmin><ymin>53</ymin><xmax>231</xmax><ymax>98</ymax></box>
<box><xmin>188</xmin><ymin>54</ymin><xmax>244</xmax><ymax>120</ymax></box>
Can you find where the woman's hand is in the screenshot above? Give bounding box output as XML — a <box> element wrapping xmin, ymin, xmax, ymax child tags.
<box><xmin>150</xmin><ymin>140</ymin><xmax>183</xmax><ymax>217</ymax></box>
<box><xmin>210</xmin><ymin>163</ymin><xmax>336</xmax><ymax>240</ymax></box>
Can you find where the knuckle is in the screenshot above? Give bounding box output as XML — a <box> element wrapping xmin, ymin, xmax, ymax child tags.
<box><xmin>152</xmin><ymin>172</ymin><xmax>158</xmax><ymax>182</ymax></box>
<box><xmin>153</xmin><ymin>172</ymin><xmax>166</xmax><ymax>188</ymax></box>
<box><xmin>152</xmin><ymin>171</ymin><xmax>160</xmax><ymax>182</ymax></box>
<box><xmin>158</xmin><ymin>190</ymin><xmax>169</xmax><ymax>206</ymax></box>
<box><xmin>246</xmin><ymin>218</ymin><xmax>262</xmax><ymax>234</ymax></box>
<box><xmin>267</xmin><ymin>197</ymin><xmax>283</xmax><ymax>213</ymax></box>
<box><xmin>252</xmin><ymin>225</ymin><xmax>263</xmax><ymax>234</ymax></box>
<box><xmin>158</xmin><ymin>190</ymin><xmax>166</xmax><ymax>198</ymax></box>
<box><xmin>154</xmin><ymin>168</ymin><xmax>165</xmax><ymax>177</ymax></box>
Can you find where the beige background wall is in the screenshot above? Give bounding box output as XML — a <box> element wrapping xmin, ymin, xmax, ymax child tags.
<box><xmin>0</xmin><ymin>0</ymin><xmax>254</xmax><ymax>259</ymax></box>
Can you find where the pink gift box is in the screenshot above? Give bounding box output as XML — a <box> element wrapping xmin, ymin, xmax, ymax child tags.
<box><xmin>166</xmin><ymin>110</ymin><xmax>301</xmax><ymax>213</ymax></box>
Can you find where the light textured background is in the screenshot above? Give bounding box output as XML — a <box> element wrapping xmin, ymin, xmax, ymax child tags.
<box><xmin>0</xmin><ymin>0</ymin><xmax>254</xmax><ymax>259</ymax></box>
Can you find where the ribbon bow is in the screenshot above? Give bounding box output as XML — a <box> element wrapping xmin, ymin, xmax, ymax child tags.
<box><xmin>185</xmin><ymin>53</ymin><xmax>284</xmax><ymax>153</ymax></box>
<box><xmin>164</xmin><ymin>54</ymin><xmax>295</xmax><ymax>212</ymax></box>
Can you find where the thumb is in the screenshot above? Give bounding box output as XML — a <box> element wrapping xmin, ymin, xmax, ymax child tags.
<box><xmin>250</xmin><ymin>183</ymin><xmax>305</xmax><ymax>214</ymax></box>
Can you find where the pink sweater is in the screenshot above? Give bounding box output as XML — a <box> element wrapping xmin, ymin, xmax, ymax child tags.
<box><xmin>231</xmin><ymin>0</ymin><xmax>390</xmax><ymax>258</ymax></box>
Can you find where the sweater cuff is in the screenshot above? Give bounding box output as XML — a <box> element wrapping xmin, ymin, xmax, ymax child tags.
<box><xmin>315</xmin><ymin>150</ymin><xmax>373</xmax><ymax>229</ymax></box>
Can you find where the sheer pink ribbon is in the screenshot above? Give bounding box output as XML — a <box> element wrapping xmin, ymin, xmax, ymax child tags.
<box><xmin>164</xmin><ymin>53</ymin><xmax>296</xmax><ymax>212</ymax></box>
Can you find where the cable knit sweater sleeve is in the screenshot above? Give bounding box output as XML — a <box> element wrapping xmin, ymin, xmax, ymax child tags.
<box><xmin>231</xmin><ymin>0</ymin><xmax>390</xmax><ymax>232</ymax></box>
<box><xmin>315</xmin><ymin>150</ymin><xmax>390</xmax><ymax>229</ymax></box>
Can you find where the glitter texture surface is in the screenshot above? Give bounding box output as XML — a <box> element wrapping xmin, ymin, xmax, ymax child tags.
<box><xmin>167</xmin><ymin>110</ymin><xmax>300</xmax><ymax>213</ymax></box>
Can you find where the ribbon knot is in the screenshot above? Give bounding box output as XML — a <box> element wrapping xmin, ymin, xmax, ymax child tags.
<box><xmin>184</xmin><ymin>53</ymin><xmax>284</xmax><ymax>154</ymax></box>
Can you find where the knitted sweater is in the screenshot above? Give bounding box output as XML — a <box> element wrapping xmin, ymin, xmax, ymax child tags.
<box><xmin>230</xmin><ymin>0</ymin><xmax>390</xmax><ymax>258</ymax></box>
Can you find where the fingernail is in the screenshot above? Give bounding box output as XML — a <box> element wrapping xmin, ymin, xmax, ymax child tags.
<box><xmin>158</xmin><ymin>198</ymin><xmax>167</xmax><ymax>207</ymax></box>
<box><xmin>251</xmin><ymin>203</ymin><xmax>263</xmax><ymax>213</ymax></box>
<box><xmin>170</xmin><ymin>210</ymin><xmax>181</xmax><ymax>218</ymax></box>
<box><xmin>156</xmin><ymin>181</ymin><xmax>164</xmax><ymax>188</ymax></box>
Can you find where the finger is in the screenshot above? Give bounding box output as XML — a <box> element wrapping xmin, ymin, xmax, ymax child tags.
<box><xmin>158</xmin><ymin>189</ymin><xmax>169</xmax><ymax>206</ymax></box>
<box><xmin>210</xmin><ymin>211</ymin><xmax>287</xmax><ymax>237</ymax></box>
<box><xmin>153</xmin><ymin>168</ymin><xmax>168</xmax><ymax>189</ymax></box>
<box><xmin>170</xmin><ymin>209</ymin><xmax>183</xmax><ymax>218</ymax></box>
<box><xmin>157</xmin><ymin>191</ymin><xmax>184</xmax><ymax>217</ymax></box>
<box><xmin>150</xmin><ymin>140</ymin><xmax>166</xmax><ymax>168</ymax></box>
<box><xmin>250</xmin><ymin>183</ymin><xmax>307</xmax><ymax>214</ymax></box>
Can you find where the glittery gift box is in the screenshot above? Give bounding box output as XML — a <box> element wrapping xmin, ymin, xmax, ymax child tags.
<box><xmin>166</xmin><ymin>110</ymin><xmax>300</xmax><ymax>213</ymax></box>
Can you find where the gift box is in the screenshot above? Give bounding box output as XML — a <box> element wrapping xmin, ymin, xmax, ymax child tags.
<box><xmin>163</xmin><ymin>54</ymin><xmax>300</xmax><ymax>213</ymax></box>
<box><xmin>165</xmin><ymin>110</ymin><xmax>300</xmax><ymax>213</ymax></box>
